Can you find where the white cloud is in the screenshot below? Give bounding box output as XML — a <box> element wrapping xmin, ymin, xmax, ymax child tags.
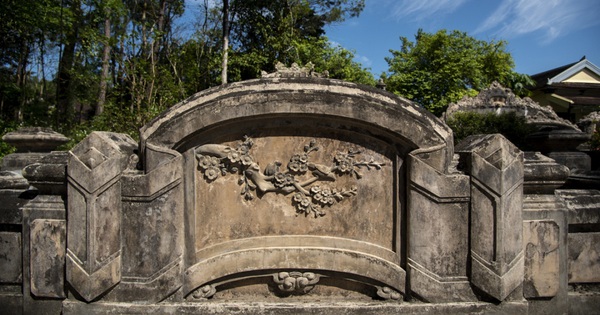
<box><xmin>356</xmin><ymin>55</ymin><xmax>372</xmax><ymax>67</ymax></box>
<box><xmin>475</xmin><ymin>0</ymin><xmax>600</xmax><ymax>44</ymax></box>
<box><xmin>390</xmin><ymin>0</ymin><xmax>469</xmax><ymax>20</ymax></box>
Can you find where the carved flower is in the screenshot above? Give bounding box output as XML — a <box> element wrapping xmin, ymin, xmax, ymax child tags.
<box><xmin>300</xmin><ymin>196</ymin><xmax>311</xmax><ymax>207</ymax></box>
<box><xmin>310</xmin><ymin>186</ymin><xmax>321</xmax><ymax>194</ymax></box>
<box><xmin>274</xmin><ymin>172</ymin><xmax>294</xmax><ymax>188</ymax></box>
<box><xmin>337</xmin><ymin>160</ymin><xmax>352</xmax><ymax>173</ymax></box>
<box><xmin>205</xmin><ymin>167</ymin><xmax>220</xmax><ymax>180</ymax></box>
<box><xmin>325</xmin><ymin>197</ymin><xmax>335</xmax><ymax>205</ymax></box>
<box><xmin>228</xmin><ymin>150</ymin><xmax>241</xmax><ymax>163</ymax></box>
<box><xmin>237</xmin><ymin>145</ymin><xmax>250</xmax><ymax>155</ymax></box>
<box><xmin>197</xmin><ymin>155</ymin><xmax>212</xmax><ymax>169</ymax></box>
<box><xmin>334</xmin><ymin>153</ymin><xmax>354</xmax><ymax>174</ymax></box>
<box><xmin>288</xmin><ymin>154</ymin><xmax>309</xmax><ymax>173</ymax></box>
<box><xmin>312</xmin><ymin>185</ymin><xmax>337</xmax><ymax>206</ymax></box>
<box><xmin>240</xmin><ymin>155</ymin><xmax>253</xmax><ymax>166</ymax></box>
<box><xmin>209</xmin><ymin>156</ymin><xmax>221</xmax><ymax>167</ymax></box>
<box><xmin>293</xmin><ymin>193</ymin><xmax>313</xmax><ymax>212</ymax></box>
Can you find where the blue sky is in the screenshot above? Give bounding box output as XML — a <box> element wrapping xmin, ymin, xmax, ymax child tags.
<box><xmin>324</xmin><ymin>0</ymin><xmax>600</xmax><ymax>76</ymax></box>
<box><xmin>182</xmin><ymin>0</ymin><xmax>600</xmax><ymax>77</ymax></box>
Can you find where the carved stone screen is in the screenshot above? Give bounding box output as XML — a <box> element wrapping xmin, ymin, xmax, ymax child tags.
<box><xmin>134</xmin><ymin>76</ymin><xmax>453</xmax><ymax>302</ymax></box>
<box><xmin>185</xmin><ymin>129</ymin><xmax>403</xmax><ymax>298</ymax></box>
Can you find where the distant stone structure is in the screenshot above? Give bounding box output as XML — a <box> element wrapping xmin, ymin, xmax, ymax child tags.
<box><xmin>0</xmin><ymin>66</ymin><xmax>599</xmax><ymax>314</ymax></box>
<box><xmin>446</xmin><ymin>81</ymin><xmax>592</xmax><ymax>174</ymax></box>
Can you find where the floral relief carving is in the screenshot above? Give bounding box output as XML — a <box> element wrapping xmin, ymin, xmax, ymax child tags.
<box><xmin>195</xmin><ymin>137</ymin><xmax>385</xmax><ymax>218</ymax></box>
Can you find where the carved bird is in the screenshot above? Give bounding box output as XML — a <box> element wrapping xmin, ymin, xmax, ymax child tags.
<box><xmin>308</xmin><ymin>163</ymin><xmax>335</xmax><ymax>181</ymax></box>
<box><xmin>264</xmin><ymin>161</ymin><xmax>282</xmax><ymax>176</ymax></box>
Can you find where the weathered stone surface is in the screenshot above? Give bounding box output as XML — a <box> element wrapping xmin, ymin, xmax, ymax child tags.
<box><xmin>0</xmin><ymin>231</ymin><xmax>22</xmax><ymax>283</ymax></box>
<box><xmin>556</xmin><ymin>189</ymin><xmax>600</xmax><ymax>224</ymax></box>
<box><xmin>140</xmin><ymin>77</ymin><xmax>454</xmax><ymax>173</ymax></box>
<box><xmin>30</xmin><ymin>219</ymin><xmax>66</xmax><ymax>298</ymax></box>
<box><xmin>522</xmin><ymin>194</ymin><xmax>569</xmax><ymax>314</ymax></box>
<box><xmin>1</xmin><ymin>152</ymin><xmax>46</xmax><ymax>173</ymax></box>
<box><xmin>546</xmin><ymin>151</ymin><xmax>591</xmax><ymax>174</ymax></box>
<box><xmin>456</xmin><ymin>134</ymin><xmax>524</xmax><ymax>301</ymax></box>
<box><xmin>568</xmin><ymin>232</ymin><xmax>600</xmax><ymax>283</ymax></box>
<box><xmin>20</xmin><ymin>193</ymin><xmax>66</xmax><ymax>315</ymax></box>
<box><xmin>67</xmin><ymin>132</ymin><xmax>137</xmax><ymax>302</ymax></box>
<box><xmin>576</xmin><ymin>111</ymin><xmax>600</xmax><ymax>134</ymax></box>
<box><xmin>134</xmin><ymin>77</ymin><xmax>458</xmax><ymax>303</ymax></box>
<box><xmin>104</xmin><ymin>153</ymin><xmax>184</xmax><ymax>303</ymax></box>
<box><xmin>2</xmin><ymin>127</ymin><xmax>69</xmax><ymax>153</ymax></box>
<box><xmin>523</xmin><ymin>152</ymin><xmax>569</xmax><ymax>194</ymax></box>
<box><xmin>0</xmin><ymin>171</ymin><xmax>29</xmax><ymax>189</ymax></box>
<box><xmin>445</xmin><ymin>81</ymin><xmax>580</xmax><ymax>130</ymax></box>
<box><xmin>22</xmin><ymin>151</ymin><xmax>68</xmax><ymax>195</ymax></box>
<box><xmin>523</xmin><ymin>220</ymin><xmax>560</xmax><ymax>298</ymax></box>
<box><xmin>186</xmin><ymin>135</ymin><xmax>404</xmax><ymax>300</ymax></box>
<box><xmin>62</xmin><ymin>300</ymin><xmax>529</xmax><ymax>315</ymax></box>
<box><xmin>407</xmin><ymin>153</ymin><xmax>474</xmax><ymax>302</ymax></box>
<box><xmin>6</xmin><ymin>76</ymin><xmax>600</xmax><ymax>313</ymax></box>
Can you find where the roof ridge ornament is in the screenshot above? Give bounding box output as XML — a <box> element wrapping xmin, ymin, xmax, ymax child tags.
<box><xmin>261</xmin><ymin>62</ymin><xmax>329</xmax><ymax>78</ymax></box>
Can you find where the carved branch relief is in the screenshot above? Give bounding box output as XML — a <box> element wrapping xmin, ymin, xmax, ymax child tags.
<box><xmin>195</xmin><ymin>137</ymin><xmax>385</xmax><ymax>218</ymax></box>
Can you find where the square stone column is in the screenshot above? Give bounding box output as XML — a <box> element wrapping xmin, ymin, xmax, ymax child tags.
<box><xmin>66</xmin><ymin>132</ymin><xmax>136</xmax><ymax>302</ymax></box>
<box><xmin>457</xmin><ymin>134</ymin><xmax>524</xmax><ymax>301</ymax></box>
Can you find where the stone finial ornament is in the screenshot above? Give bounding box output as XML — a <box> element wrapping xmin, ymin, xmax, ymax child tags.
<box><xmin>261</xmin><ymin>62</ymin><xmax>329</xmax><ymax>78</ymax></box>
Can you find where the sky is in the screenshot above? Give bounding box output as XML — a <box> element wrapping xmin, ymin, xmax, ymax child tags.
<box><xmin>323</xmin><ymin>0</ymin><xmax>600</xmax><ymax>76</ymax></box>
<box><xmin>182</xmin><ymin>0</ymin><xmax>600</xmax><ymax>77</ymax></box>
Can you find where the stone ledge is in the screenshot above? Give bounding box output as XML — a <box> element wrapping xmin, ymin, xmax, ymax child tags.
<box><xmin>62</xmin><ymin>300</ymin><xmax>529</xmax><ymax>315</ymax></box>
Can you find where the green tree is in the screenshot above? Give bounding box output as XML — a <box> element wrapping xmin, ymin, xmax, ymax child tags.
<box><xmin>385</xmin><ymin>29</ymin><xmax>534</xmax><ymax>116</ymax></box>
<box><xmin>224</xmin><ymin>0</ymin><xmax>366</xmax><ymax>81</ymax></box>
<box><xmin>446</xmin><ymin>111</ymin><xmax>537</xmax><ymax>148</ymax></box>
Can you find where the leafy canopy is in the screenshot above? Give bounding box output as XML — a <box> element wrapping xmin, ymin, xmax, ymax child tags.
<box><xmin>446</xmin><ymin>111</ymin><xmax>537</xmax><ymax>148</ymax></box>
<box><xmin>226</xmin><ymin>0</ymin><xmax>367</xmax><ymax>81</ymax></box>
<box><xmin>385</xmin><ymin>29</ymin><xmax>533</xmax><ymax>116</ymax></box>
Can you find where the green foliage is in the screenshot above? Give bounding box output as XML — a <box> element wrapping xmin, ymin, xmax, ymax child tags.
<box><xmin>225</xmin><ymin>0</ymin><xmax>367</xmax><ymax>82</ymax></box>
<box><xmin>446</xmin><ymin>111</ymin><xmax>537</xmax><ymax>148</ymax></box>
<box><xmin>0</xmin><ymin>0</ymin><xmax>369</xmax><ymax>159</ymax></box>
<box><xmin>385</xmin><ymin>29</ymin><xmax>533</xmax><ymax>116</ymax></box>
<box><xmin>0</xmin><ymin>119</ymin><xmax>19</xmax><ymax>157</ymax></box>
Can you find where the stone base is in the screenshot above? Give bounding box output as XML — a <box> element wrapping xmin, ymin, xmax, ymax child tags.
<box><xmin>62</xmin><ymin>300</ymin><xmax>529</xmax><ymax>315</ymax></box>
<box><xmin>568</xmin><ymin>292</ymin><xmax>600</xmax><ymax>315</ymax></box>
<box><xmin>547</xmin><ymin>152</ymin><xmax>591</xmax><ymax>174</ymax></box>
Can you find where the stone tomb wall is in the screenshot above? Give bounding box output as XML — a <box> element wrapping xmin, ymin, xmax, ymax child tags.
<box><xmin>128</xmin><ymin>77</ymin><xmax>456</xmax><ymax>303</ymax></box>
<box><xmin>6</xmin><ymin>75</ymin><xmax>600</xmax><ymax>313</ymax></box>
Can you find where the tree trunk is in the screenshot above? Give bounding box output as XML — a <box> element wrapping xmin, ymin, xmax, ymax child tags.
<box><xmin>221</xmin><ymin>0</ymin><xmax>229</xmax><ymax>85</ymax></box>
<box><xmin>56</xmin><ymin>0</ymin><xmax>82</xmax><ymax>130</ymax></box>
<box><xmin>96</xmin><ymin>13</ymin><xmax>111</xmax><ymax>117</ymax></box>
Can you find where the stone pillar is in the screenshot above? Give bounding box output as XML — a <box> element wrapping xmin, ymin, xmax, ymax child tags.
<box><xmin>456</xmin><ymin>134</ymin><xmax>524</xmax><ymax>301</ymax></box>
<box><xmin>521</xmin><ymin>152</ymin><xmax>570</xmax><ymax>314</ymax></box>
<box><xmin>407</xmin><ymin>151</ymin><xmax>475</xmax><ymax>302</ymax></box>
<box><xmin>0</xmin><ymin>127</ymin><xmax>69</xmax><ymax>314</ymax></box>
<box><xmin>0</xmin><ymin>172</ymin><xmax>29</xmax><ymax>314</ymax></box>
<box><xmin>21</xmin><ymin>152</ymin><xmax>68</xmax><ymax>314</ymax></box>
<box><xmin>102</xmin><ymin>143</ymin><xmax>184</xmax><ymax>303</ymax></box>
<box><xmin>66</xmin><ymin>132</ymin><xmax>137</xmax><ymax>302</ymax></box>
